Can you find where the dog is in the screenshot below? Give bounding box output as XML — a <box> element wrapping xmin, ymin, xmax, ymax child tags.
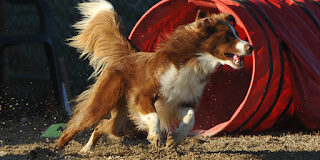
<box><xmin>56</xmin><ymin>0</ymin><xmax>253</xmax><ymax>152</ymax></box>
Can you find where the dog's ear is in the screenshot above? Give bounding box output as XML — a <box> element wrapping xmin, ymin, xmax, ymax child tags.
<box><xmin>217</xmin><ymin>13</ymin><xmax>236</xmax><ymax>26</ymax></box>
<box><xmin>195</xmin><ymin>10</ymin><xmax>212</xmax><ymax>29</ymax></box>
<box><xmin>196</xmin><ymin>10</ymin><xmax>207</xmax><ymax>20</ymax></box>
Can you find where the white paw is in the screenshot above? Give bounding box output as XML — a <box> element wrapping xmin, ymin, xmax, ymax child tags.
<box><xmin>166</xmin><ymin>125</ymin><xmax>189</xmax><ymax>148</ymax></box>
<box><xmin>147</xmin><ymin>133</ymin><xmax>162</xmax><ymax>146</ymax></box>
<box><xmin>79</xmin><ymin>143</ymin><xmax>94</xmax><ymax>154</ymax></box>
<box><xmin>79</xmin><ymin>146</ymin><xmax>90</xmax><ymax>154</ymax></box>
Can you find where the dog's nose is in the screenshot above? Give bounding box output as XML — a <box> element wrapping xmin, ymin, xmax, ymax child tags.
<box><xmin>247</xmin><ymin>45</ymin><xmax>254</xmax><ymax>52</ymax></box>
<box><xmin>246</xmin><ymin>44</ymin><xmax>254</xmax><ymax>55</ymax></box>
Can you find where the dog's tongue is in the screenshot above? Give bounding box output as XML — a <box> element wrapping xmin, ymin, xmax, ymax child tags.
<box><xmin>233</xmin><ymin>54</ymin><xmax>240</xmax><ymax>64</ymax></box>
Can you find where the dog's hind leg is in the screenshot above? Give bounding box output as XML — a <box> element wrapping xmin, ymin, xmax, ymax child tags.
<box><xmin>80</xmin><ymin>100</ymin><xmax>135</xmax><ymax>153</ymax></box>
<box><xmin>56</xmin><ymin>70</ymin><xmax>125</xmax><ymax>149</ymax></box>
<box><xmin>166</xmin><ymin>107</ymin><xmax>195</xmax><ymax>148</ymax></box>
<box><xmin>79</xmin><ymin>127</ymin><xmax>101</xmax><ymax>153</ymax></box>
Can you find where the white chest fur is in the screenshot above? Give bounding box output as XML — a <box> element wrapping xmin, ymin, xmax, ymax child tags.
<box><xmin>159</xmin><ymin>62</ymin><xmax>209</xmax><ymax>104</ymax></box>
<box><xmin>158</xmin><ymin>53</ymin><xmax>222</xmax><ymax>104</ymax></box>
<box><xmin>155</xmin><ymin>54</ymin><xmax>221</xmax><ymax>129</ymax></box>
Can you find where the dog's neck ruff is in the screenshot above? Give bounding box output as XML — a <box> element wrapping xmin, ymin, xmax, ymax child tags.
<box><xmin>159</xmin><ymin>53</ymin><xmax>220</xmax><ymax>104</ymax></box>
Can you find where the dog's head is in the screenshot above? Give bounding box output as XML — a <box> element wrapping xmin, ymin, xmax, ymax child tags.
<box><xmin>190</xmin><ymin>11</ymin><xmax>254</xmax><ymax>69</ymax></box>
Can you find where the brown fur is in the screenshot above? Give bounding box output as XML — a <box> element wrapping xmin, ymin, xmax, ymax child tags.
<box><xmin>56</xmin><ymin>1</ymin><xmax>253</xmax><ymax>150</ymax></box>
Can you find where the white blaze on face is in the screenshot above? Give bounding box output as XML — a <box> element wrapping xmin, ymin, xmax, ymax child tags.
<box><xmin>227</xmin><ymin>23</ymin><xmax>250</xmax><ymax>56</ymax></box>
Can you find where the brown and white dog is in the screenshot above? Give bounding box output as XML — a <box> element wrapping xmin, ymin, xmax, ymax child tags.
<box><xmin>56</xmin><ymin>0</ymin><xmax>253</xmax><ymax>152</ymax></box>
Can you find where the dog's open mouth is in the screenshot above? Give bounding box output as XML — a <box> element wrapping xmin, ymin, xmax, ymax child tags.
<box><xmin>224</xmin><ymin>53</ymin><xmax>243</xmax><ymax>66</ymax></box>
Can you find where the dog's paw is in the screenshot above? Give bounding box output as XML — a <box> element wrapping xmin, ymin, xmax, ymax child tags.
<box><xmin>79</xmin><ymin>137</ymin><xmax>96</xmax><ymax>154</ymax></box>
<box><xmin>147</xmin><ymin>134</ymin><xmax>162</xmax><ymax>146</ymax></box>
<box><xmin>166</xmin><ymin>130</ymin><xmax>187</xmax><ymax>149</ymax></box>
<box><xmin>166</xmin><ymin>132</ymin><xmax>178</xmax><ymax>148</ymax></box>
<box><xmin>79</xmin><ymin>145</ymin><xmax>92</xmax><ymax>154</ymax></box>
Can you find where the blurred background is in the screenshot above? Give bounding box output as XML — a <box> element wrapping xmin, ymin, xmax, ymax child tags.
<box><xmin>0</xmin><ymin>0</ymin><xmax>160</xmax><ymax>121</ymax></box>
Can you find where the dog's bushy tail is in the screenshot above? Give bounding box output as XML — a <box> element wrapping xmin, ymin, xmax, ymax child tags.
<box><xmin>57</xmin><ymin>0</ymin><xmax>131</xmax><ymax>148</ymax></box>
<box><xmin>69</xmin><ymin>0</ymin><xmax>136</xmax><ymax>78</ymax></box>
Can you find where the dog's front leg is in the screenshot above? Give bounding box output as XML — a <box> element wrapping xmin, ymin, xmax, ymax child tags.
<box><xmin>143</xmin><ymin>112</ymin><xmax>162</xmax><ymax>145</ymax></box>
<box><xmin>135</xmin><ymin>95</ymin><xmax>162</xmax><ymax>146</ymax></box>
<box><xmin>166</xmin><ymin>107</ymin><xmax>195</xmax><ymax>148</ymax></box>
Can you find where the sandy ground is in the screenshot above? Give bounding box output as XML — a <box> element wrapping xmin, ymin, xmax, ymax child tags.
<box><xmin>1</xmin><ymin>118</ymin><xmax>320</xmax><ymax>160</ymax></box>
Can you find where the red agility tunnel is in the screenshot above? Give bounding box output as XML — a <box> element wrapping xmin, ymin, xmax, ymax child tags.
<box><xmin>128</xmin><ymin>0</ymin><xmax>320</xmax><ymax>136</ymax></box>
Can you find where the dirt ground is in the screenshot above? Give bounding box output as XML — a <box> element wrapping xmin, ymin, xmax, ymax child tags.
<box><xmin>1</xmin><ymin>118</ymin><xmax>320</xmax><ymax>160</ymax></box>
